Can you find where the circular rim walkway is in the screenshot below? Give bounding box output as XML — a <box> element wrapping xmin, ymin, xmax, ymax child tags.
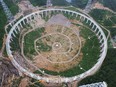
<box><xmin>6</xmin><ymin>8</ymin><xmax>107</xmax><ymax>83</ymax></box>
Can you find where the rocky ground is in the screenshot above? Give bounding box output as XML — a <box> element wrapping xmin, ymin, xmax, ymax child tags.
<box><xmin>0</xmin><ymin>58</ymin><xmax>19</xmax><ymax>87</ymax></box>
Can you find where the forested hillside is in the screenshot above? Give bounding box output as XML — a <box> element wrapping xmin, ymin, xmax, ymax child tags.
<box><xmin>99</xmin><ymin>0</ymin><xmax>116</xmax><ymax>11</ymax></box>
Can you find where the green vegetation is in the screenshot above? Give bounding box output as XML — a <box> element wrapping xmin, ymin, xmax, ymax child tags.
<box><xmin>43</xmin><ymin>15</ymin><xmax>49</xmax><ymax>22</ymax></box>
<box><xmin>90</xmin><ymin>9</ymin><xmax>116</xmax><ymax>48</ymax></box>
<box><xmin>52</xmin><ymin>0</ymin><xmax>68</xmax><ymax>6</ymax></box>
<box><xmin>64</xmin><ymin>6</ymin><xmax>83</xmax><ymax>14</ymax></box>
<box><xmin>99</xmin><ymin>0</ymin><xmax>116</xmax><ymax>11</ymax></box>
<box><xmin>36</xmin><ymin>41</ymin><xmax>52</xmax><ymax>52</ymax></box>
<box><xmin>4</xmin><ymin>0</ymin><xmax>19</xmax><ymax>15</ymax></box>
<box><xmin>0</xmin><ymin>5</ymin><xmax>7</xmax><ymax>49</ymax></box>
<box><xmin>79</xmin><ymin>9</ymin><xmax>116</xmax><ymax>87</ymax></box>
<box><xmin>0</xmin><ymin>0</ymin><xmax>19</xmax><ymax>49</ymax></box>
<box><xmin>24</xmin><ymin>27</ymin><xmax>45</xmax><ymax>59</ymax></box>
<box><xmin>10</xmin><ymin>34</ymin><xmax>20</xmax><ymax>51</ymax></box>
<box><xmin>80</xmin><ymin>26</ymin><xmax>100</xmax><ymax>70</ymax></box>
<box><xmin>71</xmin><ymin>0</ymin><xmax>88</xmax><ymax>9</ymax></box>
<box><xmin>29</xmin><ymin>0</ymin><xmax>68</xmax><ymax>6</ymax></box>
<box><xmin>29</xmin><ymin>0</ymin><xmax>47</xmax><ymax>6</ymax></box>
<box><xmin>11</xmin><ymin>77</ymin><xmax>23</xmax><ymax>87</ymax></box>
<box><xmin>79</xmin><ymin>49</ymin><xmax>116</xmax><ymax>87</ymax></box>
<box><xmin>90</xmin><ymin>9</ymin><xmax>115</xmax><ymax>26</ymax></box>
<box><xmin>110</xmin><ymin>15</ymin><xmax>116</xmax><ymax>24</ymax></box>
<box><xmin>109</xmin><ymin>28</ymin><xmax>116</xmax><ymax>37</ymax></box>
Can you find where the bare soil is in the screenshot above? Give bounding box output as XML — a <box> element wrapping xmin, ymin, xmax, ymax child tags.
<box><xmin>33</xmin><ymin>15</ymin><xmax>85</xmax><ymax>72</ymax></box>
<box><xmin>93</xmin><ymin>2</ymin><xmax>114</xmax><ymax>13</ymax></box>
<box><xmin>21</xmin><ymin>14</ymin><xmax>85</xmax><ymax>72</ymax></box>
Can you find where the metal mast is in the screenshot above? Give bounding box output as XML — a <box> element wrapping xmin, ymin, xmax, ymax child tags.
<box><xmin>0</xmin><ymin>0</ymin><xmax>14</xmax><ymax>22</ymax></box>
<box><xmin>84</xmin><ymin>0</ymin><xmax>98</xmax><ymax>13</ymax></box>
<box><xmin>46</xmin><ymin>0</ymin><xmax>52</xmax><ymax>7</ymax></box>
<box><xmin>84</xmin><ymin>0</ymin><xmax>93</xmax><ymax>13</ymax></box>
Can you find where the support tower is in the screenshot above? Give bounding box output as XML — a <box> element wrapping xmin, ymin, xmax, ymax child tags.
<box><xmin>0</xmin><ymin>0</ymin><xmax>14</xmax><ymax>22</ymax></box>
<box><xmin>46</xmin><ymin>0</ymin><xmax>52</xmax><ymax>7</ymax></box>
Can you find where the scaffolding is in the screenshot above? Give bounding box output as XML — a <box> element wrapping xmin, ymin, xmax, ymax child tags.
<box><xmin>0</xmin><ymin>0</ymin><xmax>14</xmax><ymax>22</ymax></box>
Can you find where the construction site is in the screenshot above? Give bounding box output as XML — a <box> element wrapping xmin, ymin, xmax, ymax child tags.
<box><xmin>1</xmin><ymin>0</ymin><xmax>116</xmax><ymax>87</ymax></box>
